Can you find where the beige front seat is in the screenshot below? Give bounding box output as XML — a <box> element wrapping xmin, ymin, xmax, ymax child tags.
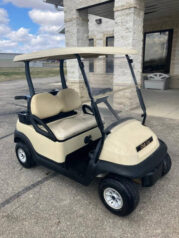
<box><xmin>31</xmin><ymin>89</ymin><xmax>97</xmax><ymax>141</ymax></box>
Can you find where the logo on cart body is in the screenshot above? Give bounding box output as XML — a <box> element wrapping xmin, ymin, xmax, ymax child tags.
<box><xmin>136</xmin><ymin>137</ymin><xmax>153</xmax><ymax>152</ymax></box>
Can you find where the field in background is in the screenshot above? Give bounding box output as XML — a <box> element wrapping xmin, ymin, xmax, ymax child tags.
<box><xmin>0</xmin><ymin>67</ymin><xmax>60</xmax><ymax>82</ymax></box>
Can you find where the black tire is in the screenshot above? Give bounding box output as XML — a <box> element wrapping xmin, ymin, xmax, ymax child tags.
<box><xmin>162</xmin><ymin>153</ymin><xmax>172</xmax><ymax>176</ymax></box>
<box><xmin>15</xmin><ymin>142</ymin><xmax>36</xmax><ymax>168</ymax></box>
<box><xmin>99</xmin><ymin>177</ymin><xmax>139</xmax><ymax>216</ymax></box>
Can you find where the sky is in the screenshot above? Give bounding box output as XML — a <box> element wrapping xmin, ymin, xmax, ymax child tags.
<box><xmin>0</xmin><ymin>0</ymin><xmax>65</xmax><ymax>53</ymax></box>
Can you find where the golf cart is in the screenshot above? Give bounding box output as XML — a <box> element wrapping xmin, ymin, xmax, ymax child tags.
<box><xmin>13</xmin><ymin>47</ymin><xmax>171</xmax><ymax>216</ymax></box>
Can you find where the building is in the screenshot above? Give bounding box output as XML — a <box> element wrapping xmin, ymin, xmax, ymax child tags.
<box><xmin>0</xmin><ymin>53</ymin><xmax>24</xmax><ymax>67</ymax></box>
<box><xmin>0</xmin><ymin>53</ymin><xmax>58</xmax><ymax>68</ymax></box>
<box><xmin>45</xmin><ymin>0</ymin><xmax>179</xmax><ymax>108</ymax></box>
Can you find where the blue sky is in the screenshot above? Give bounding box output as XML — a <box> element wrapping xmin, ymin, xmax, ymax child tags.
<box><xmin>2</xmin><ymin>2</ymin><xmax>38</xmax><ymax>34</ymax></box>
<box><xmin>0</xmin><ymin>0</ymin><xmax>65</xmax><ymax>53</ymax></box>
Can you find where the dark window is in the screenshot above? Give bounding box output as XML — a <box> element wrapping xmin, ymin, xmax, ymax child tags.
<box><xmin>89</xmin><ymin>38</ymin><xmax>94</xmax><ymax>72</ymax></box>
<box><xmin>143</xmin><ymin>29</ymin><xmax>173</xmax><ymax>73</ymax></box>
<box><xmin>106</xmin><ymin>36</ymin><xmax>114</xmax><ymax>73</ymax></box>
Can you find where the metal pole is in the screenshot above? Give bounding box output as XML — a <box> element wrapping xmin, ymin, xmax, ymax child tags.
<box><xmin>25</xmin><ymin>61</ymin><xmax>35</xmax><ymax>96</ymax></box>
<box><xmin>125</xmin><ymin>55</ymin><xmax>147</xmax><ymax>125</ymax></box>
<box><xmin>75</xmin><ymin>54</ymin><xmax>104</xmax><ymax>134</ymax></box>
<box><xmin>59</xmin><ymin>60</ymin><xmax>67</xmax><ymax>89</ymax></box>
<box><xmin>75</xmin><ymin>54</ymin><xmax>93</xmax><ymax>100</ymax></box>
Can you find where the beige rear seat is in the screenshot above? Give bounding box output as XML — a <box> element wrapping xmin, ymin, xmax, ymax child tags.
<box><xmin>30</xmin><ymin>89</ymin><xmax>97</xmax><ymax>141</ymax></box>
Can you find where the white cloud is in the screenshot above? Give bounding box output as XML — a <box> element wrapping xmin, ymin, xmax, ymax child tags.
<box><xmin>39</xmin><ymin>25</ymin><xmax>60</xmax><ymax>34</ymax></box>
<box><xmin>29</xmin><ymin>9</ymin><xmax>64</xmax><ymax>26</ymax></box>
<box><xmin>7</xmin><ymin>27</ymin><xmax>33</xmax><ymax>42</ymax></box>
<box><xmin>0</xmin><ymin>8</ymin><xmax>9</xmax><ymax>24</ymax></box>
<box><xmin>0</xmin><ymin>24</ymin><xmax>10</xmax><ymax>35</ymax></box>
<box><xmin>0</xmin><ymin>7</ymin><xmax>65</xmax><ymax>53</ymax></box>
<box><xmin>23</xmin><ymin>34</ymin><xmax>65</xmax><ymax>52</ymax></box>
<box><xmin>0</xmin><ymin>40</ymin><xmax>17</xmax><ymax>47</ymax></box>
<box><xmin>0</xmin><ymin>8</ymin><xmax>11</xmax><ymax>38</ymax></box>
<box><xmin>0</xmin><ymin>39</ymin><xmax>18</xmax><ymax>53</ymax></box>
<box><xmin>29</xmin><ymin>9</ymin><xmax>64</xmax><ymax>35</ymax></box>
<box><xmin>2</xmin><ymin>0</ymin><xmax>55</xmax><ymax>11</ymax></box>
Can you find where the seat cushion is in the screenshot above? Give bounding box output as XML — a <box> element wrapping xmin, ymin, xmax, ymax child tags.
<box><xmin>31</xmin><ymin>93</ymin><xmax>63</xmax><ymax>119</ymax></box>
<box><xmin>47</xmin><ymin>113</ymin><xmax>97</xmax><ymax>141</ymax></box>
<box><xmin>57</xmin><ymin>88</ymin><xmax>81</xmax><ymax>112</ymax></box>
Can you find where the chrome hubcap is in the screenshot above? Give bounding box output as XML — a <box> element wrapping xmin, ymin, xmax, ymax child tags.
<box><xmin>103</xmin><ymin>187</ymin><xmax>123</xmax><ymax>210</ymax></box>
<box><xmin>17</xmin><ymin>148</ymin><xmax>27</xmax><ymax>163</ymax></box>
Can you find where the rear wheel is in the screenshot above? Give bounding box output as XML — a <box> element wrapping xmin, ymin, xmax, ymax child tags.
<box><xmin>162</xmin><ymin>153</ymin><xmax>172</xmax><ymax>176</ymax></box>
<box><xmin>15</xmin><ymin>142</ymin><xmax>35</xmax><ymax>168</ymax></box>
<box><xmin>99</xmin><ymin>177</ymin><xmax>139</xmax><ymax>216</ymax></box>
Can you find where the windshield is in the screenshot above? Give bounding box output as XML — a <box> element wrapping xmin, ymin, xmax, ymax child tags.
<box><xmin>82</xmin><ymin>56</ymin><xmax>143</xmax><ymax>129</ymax></box>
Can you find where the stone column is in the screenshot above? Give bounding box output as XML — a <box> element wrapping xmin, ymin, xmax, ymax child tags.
<box><xmin>88</xmin><ymin>15</ymin><xmax>114</xmax><ymax>90</ymax></box>
<box><xmin>63</xmin><ymin>1</ymin><xmax>89</xmax><ymax>100</ymax></box>
<box><xmin>113</xmin><ymin>0</ymin><xmax>144</xmax><ymax>111</ymax></box>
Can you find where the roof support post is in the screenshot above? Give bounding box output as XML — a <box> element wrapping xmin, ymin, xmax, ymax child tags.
<box><xmin>75</xmin><ymin>54</ymin><xmax>93</xmax><ymax>100</ymax></box>
<box><xmin>24</xmin><ymin>61</ymin><xmax>35</xmax><ymax>96</ymax></box>
<box><xmin>126</xmin><ymin>54</ymin><xmax>147</xmax><ymax>125</ymax></box>
<box><xmin>75</xmin><ymin>54</ymin><xmax>104</xmax><ymax>135</ymax></box>
<box><xmin>59</xmin><ymin>60</ymin><xmax>67</xmax><ymax>89</ymax></box>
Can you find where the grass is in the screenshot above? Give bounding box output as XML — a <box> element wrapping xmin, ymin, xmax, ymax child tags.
<box><xmin>0</xmin><ymin>67</ymin><xmax>60</xmax><ymax>82</ymax></box>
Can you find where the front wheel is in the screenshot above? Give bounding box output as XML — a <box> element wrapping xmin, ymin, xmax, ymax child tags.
<box><xmin>99</xmin><ymin>177</ymin><xmax>139</xmax><ymax>216</ymax></box>
<box><xmin>15</xmin><ymin>142</ymin><xmax>36</xmax><ymax>168</ymax></box>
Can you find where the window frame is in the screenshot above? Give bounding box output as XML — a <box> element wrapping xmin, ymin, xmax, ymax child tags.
<box><xmin>143</xmin><ymin>29</ymin><xmax>173</xmax><ymax>74</ymax></box>
<box><xmin>89</xmin><ymin>38</ymin><xmax>94</xmax><ymax>73</ymax></box>
<box><xmin>106</xmin><ymin>36</ymin><xmax>114</xmax><ymax>73</ymax></box>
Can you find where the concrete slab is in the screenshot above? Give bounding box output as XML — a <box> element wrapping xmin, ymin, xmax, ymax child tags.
<box><xmin>0</xmin><ymin>78</ymin><xmax>179</xmax><ymax>238</ymax></box>
<box><xmin>139</xmin><ymin>89</ymin><xmax>179</xmax><ymax>120</ymax></box>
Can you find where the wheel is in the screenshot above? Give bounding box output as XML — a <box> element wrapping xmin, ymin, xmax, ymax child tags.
<box><xmin>99</xmin><ymin>177</ymin><xmax>139</xmax><ymax>216</ymax></box>
<box><xmin>162</xmin><ymin>153</ymin><xmax>172</xmax><ymax>176</ymax></box>
<box><xmin>15</xmin><ymin>142</ymin><xmax>35</xmax><ymax>168</ymax></box>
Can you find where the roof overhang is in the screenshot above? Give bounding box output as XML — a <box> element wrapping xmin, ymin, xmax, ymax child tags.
<box><xmin>77</xmin><ymin>0</ymin><xmax>179</xmax><ymax>20</ymax></box>
<box><xmin>145</xmin><ymin>0</ymin><xmax>179</xmax><ymax>20</ymax></box>
<box><xmin>78</xmin><ymin>0</ymin><xmax>114</xmax><ymax>20</ymax></box>
<box><xmin>44</xmin><ymin>0</ymin><xmax>179</xmax><ymax>21</ymax></box>
<box><xmin>13</xmin><ymin>47</ymin><xmax>137</xmax><ymax>62</ymax></box>
<box><xmin>43</xmin><ymin>0</ymin><xmax>63</xmax><ymax>7</ymax></box>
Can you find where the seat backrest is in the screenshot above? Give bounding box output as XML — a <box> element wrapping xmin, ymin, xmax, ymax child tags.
<box><xmin>31</xmin><ymin>93</ymin><xmax>63</xmax><ymax>119</ymax></box>
<box><xmin>57</xmin><ymin>88</ymin><xmax>81</xmax><ymax>112</ymax></box>
<box><xmin>31</xmin><ymin>89</ymin><xmax>81</xmax><ymax>119</ymax></box>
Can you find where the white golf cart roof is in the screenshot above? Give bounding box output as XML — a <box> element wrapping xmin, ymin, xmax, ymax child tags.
<box><xmin>13</xmin><ymin>47</ymin><xmax>137</xmax><ymax>62</ymax></box>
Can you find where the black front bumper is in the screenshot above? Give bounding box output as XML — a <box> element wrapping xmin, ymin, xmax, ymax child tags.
<box><xmin>141</xmin><ymin>160</ymin><xmax>163</xmax><ymax>187</ymax></box>
<box><xmin>96</xmin><ymin>140</ymin><xmax>167</xmax><ymax>180</ymax></box>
